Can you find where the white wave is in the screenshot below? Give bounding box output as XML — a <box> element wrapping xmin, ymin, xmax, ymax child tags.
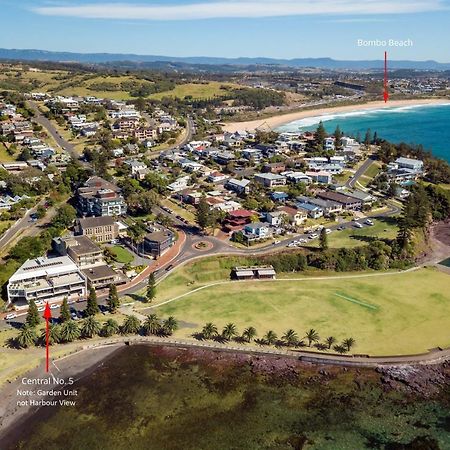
<box><xmin>277</xmin><ymin>103</ymin><xmax>450</xmax><ymax>130</ymax></box>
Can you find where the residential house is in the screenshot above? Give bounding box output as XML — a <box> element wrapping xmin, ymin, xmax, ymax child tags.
<box><xmin>225</xmin><ymin>178</ymin><xmax>251</xmax><ymax>195</ymax></box>
<box><xmin>296</xmin><ymin>202</ymin><xmax>324</xmax><ymax>219</ymax></box>
<box><xmin>254</xmin><ymin>173</ymin><xmax>287</xmax><ymax>188</ymax></box>
<box><xmin>316</xmin><ymin>191</ymin><xmax>362</xmax><ymax>211</ymax></box>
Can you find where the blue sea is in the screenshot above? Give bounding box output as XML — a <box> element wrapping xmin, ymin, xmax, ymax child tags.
<box><xmin>277</xmin><ymin>103</ymin><xmax>450</xmax><ymax>163</ymax></box>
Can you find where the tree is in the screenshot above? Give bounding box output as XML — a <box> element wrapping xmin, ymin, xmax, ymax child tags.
<box><xmin>343</xmin><ymin>337</ymin><xmax>356</xmax><ymax>353</ymax></box>
<box><xmin>333</xmin><ymin>125</ymin><xmax>343</xmax><ymax>150</ymax></box>
<box><xmin>201</xmin><ymin>322</ymin><xmax>218</xmax><ymax>340</ymax></box>
<box><xmin>196</xmin><ymin>195</ymin><xmax>211</xmax><ymax>231</ymax></box>
<box><xmin>101</xmin><ymin>319</ymin><xmax>119</xmax><ymax>337</ymax></box>
<box><xmin>162</xmin><ymin>316</ymin><xmax>178</xmax><ymax>336</ymax></box>
<box><xmin>146</xmin><ymin>273</ymin><xmax>157</xmax><ymax>303</ymax></box>
<box><xmin>16</xmin><ymin>324</ymin><xmax>38</xmax><ymax>348</ymax></box>
<box><xmin>364</xmin><ymin>129</ymin><xmax>372</xmax><ymax>149</ymax></box>
<box><xmin>325</xmin><ymin>336</ymin><xmax>337</xmax><ymax>350</ymax></box>
<box><xmin>222</xmin><ymin>323</ymin><xmax>238</xmax><ymax>341</ymax></box>
<box><xmin>41</xmin><ymin>324</ymin><xmax>61</xmax><ymax>346</ymax></box>
<box><xmin>85</xmin><ymin>288</ymin><xmax>99</xmax><ymax>317</ymax></box>
<box><xmin>107</xmin><ymin>284</ymin><xmax>120</xmax><ymax>313</ymax></box>
<box><xmin>142</xmin><ymin>314</ymin><xmax>160</xmax><ymax>336</ymax></box>
<box><xmin>315</xmin><ymin>121</ymin><xmax>326</xmax><ymax>150</ymax></box>
<box><xmin>282</xmin><ymin>329</ymin><xmax>298</xmax><ymax>347</ymax></box>
<box><xmin>121</xmin><ymin>315</ymin><xmax>141</xmax><ymax>335</ymax></box>
<box><xmin>263</xmin><ymin>330</ymin><xmax>278</xmax><ymax>345</ymax></box>
<box><xmin>242</xmin><ymin>326</ymin><xmax>257</xmax><ymax>343</ymax></box>
<box><xmin>53</xmin><ymin>204</ymin><xmax>77</xmax><ymax>229</ymax></box>
<box><xmin>81</xmin><ymin>317</ymin><xmax>101</xmax><ymax>338</ymax></box>
<box><xmin>60</xmin><ymin>321</ymin><xmax>80</xmax><ymax>343</ymax></box>
<box><xmin>26</xmin><ymin>299</ymin><xmax>41</xmax><ymax>327</ymax></box>
<box><xmin>305</xmin><ymin>329</ymin><xmax>320</xmax><ymax>347</ymax></box>
<box><xmin>60</xmin><ymin>297</ymin><xmax>71</xmax><ymax>323</ymax></box>
<box><xmin>319</xmin><ymin>228</ymin><xmax>328</xmax><ymax>250</ymax></box>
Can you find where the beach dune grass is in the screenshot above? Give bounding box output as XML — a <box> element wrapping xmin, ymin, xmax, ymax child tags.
<box><xmin>156</xmin><ymin>266</ymin><xmax>450</xmax><ymax>356</ymax></box>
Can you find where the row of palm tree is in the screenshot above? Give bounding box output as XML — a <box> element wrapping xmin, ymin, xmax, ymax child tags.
<box><xmin>196</xmin><ymin>323</ymin><xmax>356</xmax><ymax>354</ymax></box>
<box><xmin>13</xmin><ymin>314</ymin><xmax>178</xmax><ymax>349</ymax></box>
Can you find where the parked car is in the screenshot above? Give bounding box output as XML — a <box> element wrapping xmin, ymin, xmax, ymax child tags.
<box><xmin>354</xmin><ymin>222</ymin><xmax>364</xmax><ymax>228</ymax></box>
<box><xmin>38</xmin><ymin>306</ymin><xmax>45</xmax><ymax>312</ymax></box>
<box><xmin>337</xmin><ymin>226</ymin><xmax>345</xmax><ymax>231</ymax></box>
<box><xmin>309</xmin><ymin>233</ymin><xmax>319</xmax><ymax>239</ymax></box>
<box><xmin>35</xmin><ymin>300</ymin><xmax>45</xmax><ymax>306</ymax></box>
<box><xmin>365</xmin><ymin>219</ymin><xmax>374</xmax><ymax>226</ymax></box>
<box><xmin>273</xmin><ymin>240</ymin><xmax>281</xmax><ymax>245</ymax></box>
<box><xmin>299</xmin><ymin>238</ymin><xmax>307</xmax><ymax>244</ymax></box>
<box><xmin>50</xmin><ymin>303</ymin><xmax>60</xmax><ymax>310</ymax></box>
<box><xmin>5</xmin><ymin>313</ymin><xmax>17</xmax><ymax>320</ymax></box>
<box><xmin>325</xmin><ymin>229</ymin><xmax>332</xmax><ymax>234</ymax></box>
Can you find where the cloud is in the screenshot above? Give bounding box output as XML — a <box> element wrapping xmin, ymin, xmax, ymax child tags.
<box><xmin>33</xmin><ymin>0</ymin><xmax>446</xmax><ymax>21</ymax></box>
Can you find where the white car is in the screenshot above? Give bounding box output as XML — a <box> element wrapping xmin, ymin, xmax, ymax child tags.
<box><xmin>38</xmin><ymin>306</ymin><xmax>45</xmax><ymax>312</ymax></box>
<box><xmin>287</xmin><ymin>242</ymin><xmax>296</xmax><ymax>247</ymax></box>
<box><xmin>299</xmin><ymin>238</ymin><xmax>307</xmax><ymax>244</ymax></box>
<box><xmin>35</xmin><ymin>300</ymin><xmax>45</xmax><ymax>306</ymax></box>
<box><xmin>309</xmin><ymin>233</ymin><xmax>319</xmax><ymax>239</ymax></box>
<box><xmin>325</xmin><ymin>229</ymin><xmax>332</xmax><ymax>234</ymax></box>
<box><xmin>365</xmin><ymin>219</ymin><xmax>374</xmax><ymax>226</ymax></box>
<box><xmin>354</xmin><ymin>222</ymin><xmax>364</xmax><ymax>228</ymax></box>
<box><xmin>5</xmin><ymin>313</ymin><xmax>17</xmax><ymax>320</ymax></box>
<box><xmin>273</xmin><ymin>240</ymin><xmax>281</xmax><ymax>245</ymax></box>
<box><xmin>50</xmin><ymin>303</ymin><xmax>60</xmax><ymax>310</ymax></box>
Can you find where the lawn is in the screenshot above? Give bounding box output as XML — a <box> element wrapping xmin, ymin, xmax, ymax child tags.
<box><xmin>110</xmin><ymin>246</ymin><xmax>134</xmax><ymax>264</ymax></box>
<box><xmin>307</xmin><ymin>217</ymin><xmax>399</xmax><ymax>249</ymax></box>
<box><xmin>155</xmin><ymin>267</ymin><xmax>450</xmax><ymax>356</ymax></box>
<box><xmin>359</xmin><ymin>161</ymin><xmax>382</xmax><ymax>187</ymax></box>
<box><xmin>161</xmin><ymin>199</ymin><xmax>196</xmax><ymax>224</ymax></box>
<box><xmin>0</xmin><ymin>144</ymin><xmax>17</xmax><ymax>162</ymax></box>
<box><xmin>150</xmin><ymin>82</ymin><xmax>239</xmax><ymax>100</ymax></box>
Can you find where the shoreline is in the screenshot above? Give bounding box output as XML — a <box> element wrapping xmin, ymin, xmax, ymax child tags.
<box><xmin>222</xmin><ymin>98</ymin><xmax>450</xmax><ymax>133</ymax></box>
<box><xmin>0</xmin><ymin>343</ymin><xmax>123</xmax><ymax>444</ymax></box>
<box><xmin>1</xmin><ymin>337</ymin><xmax>450</xmax><ymax>445</ymax></box>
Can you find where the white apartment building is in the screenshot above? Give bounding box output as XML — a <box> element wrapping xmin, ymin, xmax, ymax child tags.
<box><xmin>7</xmin><ymin>256</ymin><xmax>87</xmax><ymax>306</ymax></box>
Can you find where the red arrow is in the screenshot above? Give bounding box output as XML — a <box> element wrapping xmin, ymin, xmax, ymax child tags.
<box><xmin>43</xmin><ymin>302</ymin><xmax>52</xmax><ymax>372</ymax></box>
<box><xmin>383</xmin><ymin>51</ymin><xmax>389</xmax><ymax>103</ymax></box>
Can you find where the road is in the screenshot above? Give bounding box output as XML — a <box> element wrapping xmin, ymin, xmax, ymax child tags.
<box><xmin>346</xmin><ymin>156</ymin><xmax>376</xmax><ymax>189</ymax></box>
<box><xmin>27</xmin><ymin>101</ymin><xmax>85</xmax><ymax>164</ymax></box>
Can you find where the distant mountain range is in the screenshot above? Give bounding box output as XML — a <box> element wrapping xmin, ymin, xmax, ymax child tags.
<box><xmin>1</xmin><ymin>48</ymin><xmax>450</xmax><ymax>71</ymax></box>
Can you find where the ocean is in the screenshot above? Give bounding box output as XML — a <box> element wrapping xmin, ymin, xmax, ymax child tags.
<box><xmin>277</xmin><ymin>103</ymin><xmax>450</xmax><ymax>162</ymax></box>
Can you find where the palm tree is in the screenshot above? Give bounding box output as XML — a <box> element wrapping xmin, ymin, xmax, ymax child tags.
<box><xmin>162</xmin><ymin>316</ymin><xmax>178</xmax><ymax>336</ymax></box>
<box><xmin>16</xmin><ymin>324</ymin><xmax>38</xmax><ymax>348</ymax></box>
<box><xmin>333</xmin><ymin>344</ymin><xmax>348</xmax><ymax>354</ymax></box>
<box><xmin>101</xmin><ymin>319</ymin><xmax>119</xmax><ymax>337</ymax></box>
<box><xmin>201</xmin><ymin>322</ymin><xmax>218</xmax><ymax>340</ymax></box>
<box><xmin>242</xmin><ymin>326</ymin><xmax>257</xmax><ymax>343</ymax></box>
<box><xmin>282</xmin><ymin>329</ymin><xmax>298</xmax><ymax>347</ymax></box>
<box><xmin>81</xmin><ymin>317</ymin><xmax>101</xmax><ymax>338</ymax></box>
<box><xmin>343</xmin><ymin>337</ymin><xmax>356</xmax><ymax>353</ymax></box>
<box><xmin>325</xmin><ymin>336</ymin><xmax>337</xmax><ymax>350</ymax></box>
<box><xmin>60</xmin><ymin>321</ymin><xmax>80</xmax><ymax>343</ymax></box>
<box><xmin>121</xmin><ymin>315</ymin><xmax>141</xmax><ymax>335</ymax></box>
<box><xmin>305</xmin><ymin>329</ymin><xmax>320</xmax><ymax>347</ymax></box>
<box><xmin>142</xmin><ymin>314</ymin><xmax>160</xmax><ymax>336</ymax></box>
<box><xmin>41</xmin><ymin>324</ymin><xmax>61</xmax><ymax>346</ymax></box>
<box><xmin>222</xmin><ymin>323</ymin><xmax>238</xmax><ymax>342</ymax></box>
<box><xmin>263</xmin><ymin>330</ymin><xmax>278</xmax><ymax>346</ymax></box>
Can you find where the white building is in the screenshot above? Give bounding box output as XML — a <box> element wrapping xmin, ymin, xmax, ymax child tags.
<box><xmin>7</xmin><ymin>256</ymin><xmax>87</xmax><ymax>306</ymax></box>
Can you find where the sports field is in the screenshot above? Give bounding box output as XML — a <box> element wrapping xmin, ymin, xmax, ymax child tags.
<box><xmin>155</xmin><ymin>265</ymin><xmax>450</xmax><ymax>355</ymax></box>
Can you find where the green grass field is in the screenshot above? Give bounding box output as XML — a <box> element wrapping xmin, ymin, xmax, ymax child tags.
<box><xmin>150</xmin><ymin>82</ymin><xmax>239</xmax><ymax>100</ymax></box>
<box><xmin>155</xmin><ymin>266</ymin><xmax>450</xmax><ymax>356</ymax></box>
<box><xmin>359</xmin><ymin>161</ymin><xmax>382</xmax><ymax>187</ymax></box>
<box><xmin>110</xmin><ymin>246</ymin><xmax>134</xmax><ymax>264</ymax></box>
<box><xmin>306</xmin><ymin>217</ymin><xmax>399</xmax><ymax>249</ymax></box>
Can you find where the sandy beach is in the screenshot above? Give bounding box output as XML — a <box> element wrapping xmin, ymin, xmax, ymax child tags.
<box><xmin>222</xmin><ymin>98</ymin><xmax>449</xmax><ymax>133</ymax></box>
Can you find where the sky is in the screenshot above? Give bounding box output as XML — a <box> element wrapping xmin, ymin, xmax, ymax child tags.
<box><xmin>1</xmin><ymin>0</ymin><xmax>450</xmax><ymax>61</ymax></box>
